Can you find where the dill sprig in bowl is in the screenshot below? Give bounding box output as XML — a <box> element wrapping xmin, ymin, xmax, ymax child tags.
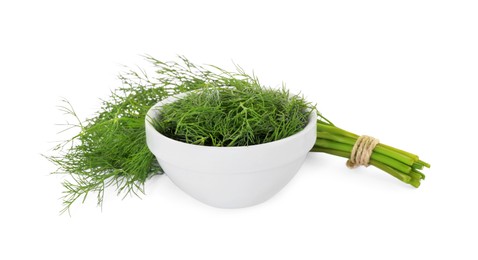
<box><xmin>46</xmin><ymin>56</ymin><xmax>429</xmax><ymax>213</ymax></box>
<box><xmin>146</xmin><ymin>85</ymin><xmax>317</xmax><ymax>208</ymax></box>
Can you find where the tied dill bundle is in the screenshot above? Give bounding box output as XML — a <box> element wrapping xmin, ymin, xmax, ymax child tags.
<box><xmin>152</xmin><ymin>86</ymin><xmax>311</xmax><ymax>147</ymax></box>
<box><xmin>312</xmin><ymin>123</ymin><xmax>430</xmax><ymax>188</ymax></box>
<box><xmin>46</xmin><ymin>56</ymin><xmax>429</xmax><ymax>214</ymax></box>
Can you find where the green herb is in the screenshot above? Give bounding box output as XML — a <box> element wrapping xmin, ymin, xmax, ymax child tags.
<box><xmin>311</xmin><ymin>121</ymin><xmax>430</xmax><ymax>188</ymax></box>
<box><xmin>46</xmin><ymin>56</ymin><xmax>429</xmax><ymax>214</ymax></box>
<box><xmin>47</xmin><ymin>86</ymin><xmax>164</xmax><ymax>214</ymax></box>
<box><xmin>152</xmin><ymin>85</ymin><xmax>311</xmax><ymax>147</ymax></box>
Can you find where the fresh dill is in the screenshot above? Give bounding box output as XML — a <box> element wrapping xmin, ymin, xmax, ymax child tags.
<box><xmin>46</xmin><ymin>56</ymin><xmax>430</xmax><ymax>214</ymax></box>
<box><xmin>152</xmin><ymin>85</ymin><xmax>311</xmax><ymax>147</ymax></box>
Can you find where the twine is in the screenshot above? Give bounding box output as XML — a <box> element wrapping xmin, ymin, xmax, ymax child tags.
<box><xmin>346</xmin><ymin>135</ymin><xmax>379</xmax><ymax>168</ymax></box>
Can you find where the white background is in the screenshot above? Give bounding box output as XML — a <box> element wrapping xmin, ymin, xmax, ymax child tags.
<box><xmin>1</xmin><ymin>1</ymin><xmax>477</xmax><ymax>259</ymax></box>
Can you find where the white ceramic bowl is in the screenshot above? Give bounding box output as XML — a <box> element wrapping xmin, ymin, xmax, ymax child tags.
<box><xmin>145</xmin><ymin>93</ymin><xmax>317</xmax><ymax>208</ymax></box>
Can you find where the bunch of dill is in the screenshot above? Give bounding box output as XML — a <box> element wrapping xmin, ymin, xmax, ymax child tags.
<box><xmin>47</xmin><ymin>56</ymin><xmax>430</xmax><ymax>214</ymax></box>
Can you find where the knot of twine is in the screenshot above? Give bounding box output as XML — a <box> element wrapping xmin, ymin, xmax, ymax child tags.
<box><xmin>346</xmin><ymin>135</ymin><xmax>380</xmax><ymax>169</ymax></box>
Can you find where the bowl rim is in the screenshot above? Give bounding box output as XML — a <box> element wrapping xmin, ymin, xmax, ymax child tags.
<box><xmin>145</xmin><ymin>90</ymin><xmax>317</xmax><ymax>151</ymax></box>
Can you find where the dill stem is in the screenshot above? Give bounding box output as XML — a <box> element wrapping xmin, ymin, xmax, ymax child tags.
<box><xmin>317</xmin><ymin>132</ymin><xmax>416</xmax><ymax>166</ymax></box>
<box><xmin>315</xmin><ymin>139</ymin><xmax>412</xmax><ymax>173</ymax></box>
<box><xmin>313</xmin><ymin>121</ymin><xmax>429</xmax><ymax>187</ymax></box>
